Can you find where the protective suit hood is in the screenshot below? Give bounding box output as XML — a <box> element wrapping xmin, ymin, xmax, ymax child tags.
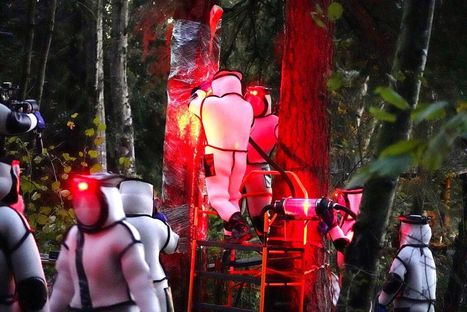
<box><xmin>71</xmin><ymin>173</ymin><xmax>125</xmax><ymax>233</ymax></box>
<box><xmin>120</xmin><ymin>179</ymin><xmax>154</xmax><ymax>216</ymax></box>
<box><xmin>399</xmin><ymin>215</ymin><xmax>432</xmax><ymax>246</ymax></box>
<box><xmin>211</xmin><ymin>70</ymin><xmax>243</xmax><ymax>97</ymax></box>
<box><xmin>244</xmin><ymin>85</ymin><xmax>272</xmax><ymax>117</ymax></box>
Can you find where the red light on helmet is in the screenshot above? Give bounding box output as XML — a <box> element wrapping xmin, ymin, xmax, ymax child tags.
<box><xmin>250</xmin><ymin>90</ymin><xmax>258</xmax><ymax>96</ymax></box>
<box><xmin>78</xmin><ymin>181</ymin><xmax>89</xmax><ymax>191</ymax></box>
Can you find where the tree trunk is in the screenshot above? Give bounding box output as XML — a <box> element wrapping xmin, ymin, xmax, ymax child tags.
<box><xmin>35</xmin><ymin>0</ymin><xmax>58</xmax><ymax>104</ymax></box>
<box><xmin>444</xmin><ymin>171</ymin><xmax>467</xmax><ymax>311</ymax></box>
<box><xmin>110</xmin><ymin>0</ymin><xmax>135</xmax><ymax>175</ymax></box>
<box><xmin>161</xmin><ymin>1</ymin><xmax>218</xmax><ymax>311</ymax></box>
<box><xmin>337</xmin><ymin>1</ymin><xmax>436</xmax><ymax>311</ymax></box>
<box><xmin>21</xmin><ymin>0</ymin><xmax>36</xmax><ymax>99</ymax></box>
<box><xmin>273</xmin><ymin>0</ymin><xmax>333</xmax><ymax>311</ymax></box>
<box><xmin>94</xmin><ymin>0</ymin><xmax>107</xmax><ymax>171</ymax></box>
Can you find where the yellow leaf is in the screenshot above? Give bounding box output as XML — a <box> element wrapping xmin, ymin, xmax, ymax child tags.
<box><xmin>88</xmin><ymin>150</ymin><xmax>99</xmax><ymax>158</ymax></box>
<box><xmin>93</xmin><ymin>116</ymin><xmax>101</xmax><ymax>125</ymax></box>
<box><xmin>61</xmin><ymin>173</ymin><xmax>69</xmax><ymax>180</ymax></box>
<box><xmin>64</xmin><ymin>166</ymin><xmax>72</xmax><ymax>173</ymax></box>
<box><xmin>52</xmin><ymin>181</ymin><xmax>61</xmax><ymax>192</ymax></box>
<box><xmin>97</xmin><ymin>123</ymin><xmax>106</xmax><ymax>131</ymax></box>
<box><xmin>90</xmin><ymin>163</ymin><xmax>103</xmax><ymax>174</ymax></box>
<box><xmin>85</xmin><ymin>128</ymin><xmax>95</xmax><ymax>137</ymax></box>
<box><xmin>62</xmin><ymin>153</ymin><xmax>76</xmax><ymax>161</ymax></box>
<box><xmin>37</xmin><ymin>214</ymin><xmax>48</xmax><ymax>225</ymax></box>
<box><xmin>79</xmin><ymin>151</ymin><xmax>84</xmax><ymax>157</ymax></box>
<box><xmin>67</xmin><ymin>121</ymin><xmax>75</xmax><ymax>130</ymax></box>
<box><xmin>94</xmin><ymin>136</ymin><xmax>104</xmax><ymax>145</ymax></box>
<box><xmin>60</xmin><ymin>189</ymin><xmax>71</xmax><ymax>198</ymax></box>
<box><xmin>81</xmin><ymin>161</ymin><xmax>88</xmax><ymax>167</ymax></box>
<box><xmin>40</xmin><ymin>206</ymin><xmax>52</xmax><ymax>214</ymax></box>
<box><xmin>40</xmin><ymin>175</ymin><xmax>49</xmax><ymax>181</ymax></box>
<box><xmin>71</xmin><ymin>113</ymin><xmax>78</xmax><ymax>118</ymax></box>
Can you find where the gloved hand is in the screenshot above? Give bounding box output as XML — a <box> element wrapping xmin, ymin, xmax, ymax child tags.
<box><xmin>33</xmin><ymin>111</ymin><xmax>45</xmax><ymax>131</ymax></box>
<box><xmin>374</xmin><ymin>303</ymin><xmax>388</xmax><ymax>312</ymax></box>
<box><xmin>154</xmin><ymin>211</ymin><xmax>168</xmax><ymax>223</ymax></box>
<box><xmin>316</xmin><ymin>197</ymin><xmax>337</xmax><ymax>233</ymax></box>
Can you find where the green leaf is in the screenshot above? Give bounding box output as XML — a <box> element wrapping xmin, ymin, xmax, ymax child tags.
<box><xmin>90</xmin><ymin>163</ymin><xmax>103</xmax><ymax>174</ymax></box>
<box><xmin>62</xmin><ymin>153</ymin><xmax>76</xmax><ymax>161</ymax></box>
<box><xmin>369</xmin><ymin>155</ymin><xmax>415</xmax><ymax>177</ymax></box>
<box><xmin>327</xmin><ymin>72</ymin><xmax>343</xmax><ymax>91</ymax></box>
<box><xmin>374</xmin><ymin>86</ymin><xmax>410</xmax><ymax>110</ymax></box>
<box><xmin>84</xmin><ymin>128</ymin><xmax>95</xmax><ymax>137</ymax></box>
<box><xmin>327</xmin><ymin>2</ymin><xmax>344</xmax><ymax>21</ymax></box>
<box><xmin>40</xmin><ymin>206</ymin><xmax>52</xmax><ymax>215</ymax></box>
<box><xmin>52</xmin><ymin>181</ymin><xmax>61</xmax><ymax>192</ymax></box>
<box><xmin>37</xmin><ymin>214</ymin><xmax>48</xmax><ymax>225</ymax></box>
<box><xmin>411</xmin><ymin>101</ymin><xmax>448</xmax><ymax>124</ymax></box>
<box><xmin>93</xmin><ymin>116</ymin><xmax>101</xmax><ymax>126</ymax></box>
<box><xmin>380</xmin><ymin>140</ymin><xmax>422</xmax><ymax>157</ymax></box>
<box><xmin>71</xmin><ymin>113</ymin><xmax>78</xmax><ymax>118</ymax></box>
<box><xmin>369</xmin><ymin>106</ymin><xmax>396</xmax><ymax>122</ymax></box>
<box><xmin>347</xmin><ymin>166</ymin><xmax>371</xmax><ymax>188</ymax></box>
<box><xmin>88</xmin><ymin>150</ymin><xmax>99</xmax><ymax>158</ymax></box>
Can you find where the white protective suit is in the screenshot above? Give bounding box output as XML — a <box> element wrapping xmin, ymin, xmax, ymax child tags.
<box><xmin>189</xmin><ymin>70</ymin><xmax>253</xmax><ymax>223</ymax></box>
<box><xmin>0</xmin><ymin>159</ymin><xmax>49</xmax><ymax>312</ymax></box>
<box><xmin>120</xmin><ymin>179</ymin><xmax>179</xmax><ymax>312</ymax></box>
<box><xmin>378</xmin><ymin>215</ymin><xmax>436</xmax><ymax>312</ymax></box>
<box><xmin>243</xmin><ymin>86</ymin><xmax>278</xmax><ymax>236</ymax></box>
<box><xmin>49</xmin><ymin>173</ymin><xmax>159</xmax><ymax>312</ymax></box>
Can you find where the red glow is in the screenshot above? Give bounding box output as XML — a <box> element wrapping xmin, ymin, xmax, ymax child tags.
<box><xmin>250</xmin><ymin>90</ymin><xmax>258</xmax><ymax>96</ymax></box>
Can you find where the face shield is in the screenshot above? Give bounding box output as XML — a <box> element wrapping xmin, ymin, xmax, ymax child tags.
<box><xmin>119</xmin><ymin>179</ymin><xmax>154</xmax><ymax>216</ymax></box>
<box><xmin>70</xmin><ymin>173</ymin><xmax>124</xmax><ymax>233</ymax></box>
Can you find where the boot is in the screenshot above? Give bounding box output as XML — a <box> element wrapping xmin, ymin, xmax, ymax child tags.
<box><xmin>224</xmin><ymin>212</ymin><xmax>252</xmax><ymax>242</ymax></box>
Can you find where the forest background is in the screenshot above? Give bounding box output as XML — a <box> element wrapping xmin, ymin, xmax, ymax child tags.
<box><xmin>0</xmin><ymin>0</ymin><xmax>466</xmax><ymax>310</ymax></box>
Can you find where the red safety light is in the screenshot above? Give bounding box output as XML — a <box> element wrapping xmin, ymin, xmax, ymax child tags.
<box><xmin>273</xmin><ymin>198</ymin><xmax>320</xmax><ymax>218</ymax></box>
<box><xmin>78</xmin><ymin>181</ymin><xmax>89</xmax><ymax>191</ymax></box>
<box><xmin>250</xmin><ymin>89</ymin><xmax>258</xmax><ymax>96</ymax></box>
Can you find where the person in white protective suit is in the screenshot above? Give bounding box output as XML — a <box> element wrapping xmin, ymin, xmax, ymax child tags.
<box><xmin>0</xmin><ymin>102</ymin><xmax>45</xmax><ymax>136</ymax></box>
<box><xmin>119</xmin><ymin>179</ymin><xmax>179</xmax><ymax>312</ymax></box>
<box><xmin>0</xmin><ymin>159</ymin><xmax>49</xmax><ymax>312</ymax></box>
<box><xmin>189</xmin><ymin>70</ymin><xmax>254</xmax><ymax>242</ymax></box>
<box><xmin>242</xmin><ymin>85</ymin><xmax>279</xmax><ymax>237</ymax></box>
<box><xmin>377</xmin><ymin>215</ymin><xmax>436</xmax><ymax>312</ymax></box>
<box><xmin>49</xmin><ymin>173</ymin><xmax>160</xmax><ymax>312</ymax></box>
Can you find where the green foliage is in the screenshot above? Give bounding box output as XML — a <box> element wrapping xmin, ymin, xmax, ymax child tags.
<box><xmin>327</xmin><ymin>2</ymin><xmax>344</xmax><ymax>22</ymax></box>
<box><xmin>369</xmin><ymin>106</ymin><xmax>396</xmax><ymax>122</ymax></box>
<box><xmin>5</xmin><ymin>113</ymin><xmax>107</xmax><ymax>252</ymax></box>
<box><xmin>374</xmin><ymin>86</ymin><xmax>410</xmax><ymax>110</ymax></box>
<box><xmin>348</xmin><ymin>101</ymin><xmax>467</xmax><ymax>187</ymax></box>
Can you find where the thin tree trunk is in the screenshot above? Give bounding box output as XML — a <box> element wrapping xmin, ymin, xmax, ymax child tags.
<box><xmin>337</xmin><ymin>1</ymin><xmax>436</xmax><ymax>311</ymax></box>
<box><xmin>36</xmin><ymin>0</ymin><xmax>58</xmax><ymax>104</ymax></box>
<box><xmin>21</xmin><ymin>0</ymin><xmax>36</xmax><ymax>99</ymax></box>
<box><xmin>95</xmin><ymin>0</ymin><xmax>107</xmax><ymax>171</ymax></box>
<box><xmin>110</xmin><ymin>0</ymin><xmax>135</xmax><ymax>175</ymax></box>
<box><xmin>273</xmin><ymin>0</ymin><xmax>333</xmax><ymax>311</ymax></box>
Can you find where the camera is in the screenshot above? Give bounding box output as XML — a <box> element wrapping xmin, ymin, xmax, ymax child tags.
<box><xmin>1</xmin><ymin>82</ymin><xmax>39</xmax><ymax>113</ymax></box>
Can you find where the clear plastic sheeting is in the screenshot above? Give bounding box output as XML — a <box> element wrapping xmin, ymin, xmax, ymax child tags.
<box><xmin>162</xmin><ymin>18</ymin><xmax>221</xmax><ymax>252</ymax></box>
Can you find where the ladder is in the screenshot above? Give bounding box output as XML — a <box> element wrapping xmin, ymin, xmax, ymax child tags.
<box><xmin>187</xmin><ymin>171</ymin><xmax>311</xmax><ymax>312</ymax></box>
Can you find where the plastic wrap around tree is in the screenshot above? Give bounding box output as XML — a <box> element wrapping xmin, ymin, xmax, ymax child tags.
<box><xmin>162</xmin><ymin>15</ymin><xmax>222</xmax><ymax>249</ymax></box>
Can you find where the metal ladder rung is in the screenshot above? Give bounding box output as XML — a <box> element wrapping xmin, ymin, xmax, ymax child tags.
<box><xmin>196</xmin><ymin>271</ymin><xmax>261</xmax><ymax>285</ymax></box>
<box><xmin>197</xmin><ymin>240</ymin><xmax>262</xmax><ymax>252</ymax></box>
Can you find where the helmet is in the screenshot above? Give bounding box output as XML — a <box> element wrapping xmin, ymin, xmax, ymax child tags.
<box><xmin>398</xmin><ymin>214</ymin><xmax>432</xmax><ymax>246</ymax></box>
<box><xmin>119</xmin><ymin>179</ymin><xmax>154</xmax><ymax>216</ymax></box>
<box><xmin>70</xmin><ymin>173</ymin><xmax>125</xmax><ymax>233</ymax></box>
<box><xmin>244</xmin><ymin>85</ymin><xmax>272</xmax><ymax>117</ymax></box>
<box><xmin>0</xmin><ymin>158</ymin><xmax>21</xmax><ymax>206</ymax></box>
<box><xmin>211</xmin><ymin>69</ymin><xmax>243</xmax><ymax>97</ymax></box>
